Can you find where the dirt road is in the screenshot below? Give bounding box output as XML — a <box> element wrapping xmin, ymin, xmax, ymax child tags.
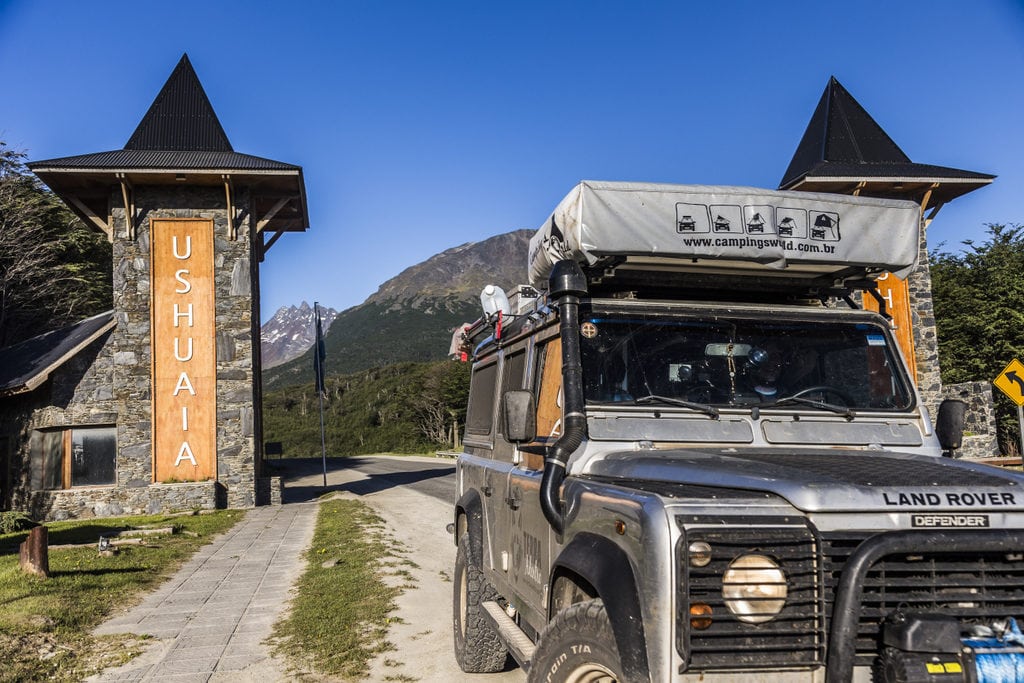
<box><xmin>284</xmin><ymin>456</ymin><xmax>525</xmax><ymax>682</ymax></box>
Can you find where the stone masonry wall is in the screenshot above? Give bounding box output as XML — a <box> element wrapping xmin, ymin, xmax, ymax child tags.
<box><xmin>111</xmin><ymin>185</ymin><xmax>259</xmax><ymax>510</ymax></box>
<box><xmin>1</xmin><ymin>333</ymin><xmax>218</xmax><ymax>520</ymax></box>
<box><xmin>909</xmin><ymin>226</ymin><xmax>998</xmax><ymax>458</ymax></box>
<box><xmin>943</xmin><ymin>381</ymin><xmax>1000</xmax><ymax>460</ymax></box>
<box><xmin>908</xmin><ymin>230</ymin><xmax>943</xmax><ymax>413</ymax></box>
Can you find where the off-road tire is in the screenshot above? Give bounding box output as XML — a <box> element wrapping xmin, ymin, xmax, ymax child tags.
<box><xmin>529</xmin><ymin>599</ymin><xmax>625</xmax><ymax>683</ymax></box>
<box><xmin>453</xmin><ymin>532</ymin><xmax>508</xmax><ymax>672</ymax></box>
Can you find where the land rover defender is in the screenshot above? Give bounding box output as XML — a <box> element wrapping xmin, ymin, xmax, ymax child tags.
<box><xmin>452</xmin><ymin>182</ymin><xmax>1024</xmax><ymax>683</ymax></box>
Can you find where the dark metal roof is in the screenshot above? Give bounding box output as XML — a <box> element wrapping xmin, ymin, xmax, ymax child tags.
<box><xmin>30</xmin><ymin>149</ymin><xmax>300</xmax><ymax>172</ymax></box>
<box><xmin>25</xmin><ymin>53</ymin><xmax>310</xmax><ymax>235</ymax></box>
<box><xmin>780</xmin><ymin>77</ymin><xmax>993</xmax><ymax>205</ymax></box>
<box><xmin>0</xmin><ymin>311</ymin><xmax>115</xmax><ymax>397</ymax></box>
<box><xmin>126</xmin><ymin>54</ymin><xmax>232</xmax><ymax>152</ymax></box>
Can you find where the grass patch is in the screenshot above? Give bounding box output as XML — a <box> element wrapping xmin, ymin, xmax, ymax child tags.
<box><xmin>0</xmin><ymin>510</ymin><xmax>241</xmax><ymax>681</ymax></box>
<box><xmin>272</xmin><ymin>498</ymin><xmax>402</xmax><ymax>679</ymax></box>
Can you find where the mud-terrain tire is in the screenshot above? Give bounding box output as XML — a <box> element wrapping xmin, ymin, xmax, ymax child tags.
<box><xmin>528</xmin><ymin>599</ymin><xmax>625</xmax><ymax>683</ymax></box>
<box><xmin>453</xmin><ymin>532</ymin><xmax>508</xmax><ymax>672</ymax></box>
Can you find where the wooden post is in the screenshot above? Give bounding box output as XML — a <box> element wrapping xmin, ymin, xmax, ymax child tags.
<box><xmin>19</xmin><ymin>526</ymin><xmax>49</xmax><ymax>578</ymax></box>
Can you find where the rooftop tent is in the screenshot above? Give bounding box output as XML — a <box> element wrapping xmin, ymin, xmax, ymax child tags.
<box><xmin>528</xmin><ymin>181</ymin><xmax>922</xmax><ymax>290</ymax></box>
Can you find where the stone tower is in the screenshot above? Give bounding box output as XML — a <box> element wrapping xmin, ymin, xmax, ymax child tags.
<box><xmin>28</xmin><ymin>54</ymin><xmax>308</xmax><ymax>510</ymax></box>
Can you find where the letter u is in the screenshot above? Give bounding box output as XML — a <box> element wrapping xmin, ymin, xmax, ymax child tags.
<box><xmin>172</xmin><ymin>235</ymin><xmax>192</xmax><ymax>259</ymax></box>
<box><xmin>174</xmin><ymin>337</ymin><xmax>194</xmax><ymax>362</ymax></box>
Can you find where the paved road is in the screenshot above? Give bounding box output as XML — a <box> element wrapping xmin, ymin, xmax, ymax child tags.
<box><xmin>272</xmin><ymin>455</ymin><xmax>457</xmax><ymax>504</ymax></box>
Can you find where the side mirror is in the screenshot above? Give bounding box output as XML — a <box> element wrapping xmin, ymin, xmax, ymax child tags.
<box><xmin>503</xmin><ymin>390</ymin><xmax>536</xmax><ymax>443</ymax></box>
<box><xmin>935</xmin><ymin>399</ymin><xmax>967</xmax><ymax>457</ymax></box>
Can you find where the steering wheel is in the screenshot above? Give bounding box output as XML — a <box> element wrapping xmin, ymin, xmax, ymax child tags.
<box><xmin>785</xmin><ymin>385</ymin><xmax>854</xmax><ymax>405</ymax></box>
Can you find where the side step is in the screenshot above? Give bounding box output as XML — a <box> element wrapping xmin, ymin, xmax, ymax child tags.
<box><xmin>481</xmin><ymin>600</ymin><xmax>536</xmax><ymax>671</ymax></box>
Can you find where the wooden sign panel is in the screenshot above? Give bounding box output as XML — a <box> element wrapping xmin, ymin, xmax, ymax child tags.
<box><xmin>151</xmin><ymin>219</ymin><xmax>216</xmax><ymax>482</ymax></box>
<box><xmin>863</xmin><ymin>272</ymin><xmax>918</xmax><ymax>384</ymax></box>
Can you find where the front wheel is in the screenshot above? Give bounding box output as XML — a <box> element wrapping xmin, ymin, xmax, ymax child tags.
<box><xmin>528</xmin><ymin>599</ymin><xmax>624</xmax><ymax>683</ymax></box>
<box><xmin>453</xmin><ymin>532</ymin><xmax>508</xmax><ymax>672</ymax></box>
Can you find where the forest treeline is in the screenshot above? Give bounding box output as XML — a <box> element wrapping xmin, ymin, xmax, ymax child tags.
<box><xmin>262</xmin><ymin>361</ymin><xmax>471</xmax><ymax>457</ymax></box>
<box><xmin>0</xmin><ymin>142</ymin><xmax>111</xmax><ymax>347</ymax></box>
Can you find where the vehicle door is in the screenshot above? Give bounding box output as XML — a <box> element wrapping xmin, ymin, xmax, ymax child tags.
<box><xmin>505</xmin><ymin>332</ymin><xmax>561</xmax><ymax>625</ymax></box>
<box><xmin>462</xmin><ymin>357</ymin><xmax>503</xmax><ymax>572</ymax></box>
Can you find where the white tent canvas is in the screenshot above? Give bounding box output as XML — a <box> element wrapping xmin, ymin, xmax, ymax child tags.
<box><xmin>528</xmin><ymin>181</ymin><xmax>921</xmax><ymax>289</ymax></box>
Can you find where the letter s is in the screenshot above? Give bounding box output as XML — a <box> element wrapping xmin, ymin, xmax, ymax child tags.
<box><xmin>174</xmin><ymin>269</ymin><xmax>191</xmax><ymax>294</ymax></box>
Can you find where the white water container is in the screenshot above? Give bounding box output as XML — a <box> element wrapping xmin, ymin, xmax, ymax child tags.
<box><xmin>480</xmin><ymin>284</ymin><xmax>511</xmax><ymax>319</ymax></box>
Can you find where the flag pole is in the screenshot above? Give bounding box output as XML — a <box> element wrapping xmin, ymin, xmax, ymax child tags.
<box><xmin>314</xmin><ymin>301</ymin><xmax>328</xmax><ymax>487</ymax></box>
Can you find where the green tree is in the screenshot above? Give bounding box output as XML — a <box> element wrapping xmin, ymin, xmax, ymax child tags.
<box><xmin>0</xmin><ymin>141</ymin><xmax>112</xmax><ymax>346</ymax></box>
<box><xmin>931</xmin><ymin>223</ymin><xmax>1024</xmax><ymax>452</ymax></box>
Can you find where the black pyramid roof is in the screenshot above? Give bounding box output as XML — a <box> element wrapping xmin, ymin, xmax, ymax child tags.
<box><xmin>28</xmin><ymin>54</ymin><xmax>308</xmax><ymax>234</ymax></box>
<box><xmin>779</xmin><ymin>77</ymin><xmax>993</xmax><ymax>207</ymax></box>
<box><xmin>125</xmin><ymin>54</ymin><xmax>233</xmax><ymax>152</ymax></box>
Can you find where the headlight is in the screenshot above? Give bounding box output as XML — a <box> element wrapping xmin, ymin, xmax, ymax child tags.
<box><xmin>722</xmin><ymin>554</ymin><xmax>787</xmax><ymax>623</ymax></box>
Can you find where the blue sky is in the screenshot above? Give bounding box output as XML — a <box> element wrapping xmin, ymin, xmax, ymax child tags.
<box><xmin>1</xmin><ymin>1</ymin><xmax>1022</xmax><ymax>322</ymax></box>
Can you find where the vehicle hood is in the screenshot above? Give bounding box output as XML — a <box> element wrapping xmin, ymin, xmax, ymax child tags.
<box><xmin>583</xmin><ymin>448</ymin><xmax>1024</xmax><ymax>513</ymax></box>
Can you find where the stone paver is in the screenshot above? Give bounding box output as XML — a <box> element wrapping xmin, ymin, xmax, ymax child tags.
<box><xmin>88</xmin><ymin>502</ymin><xmax>317</xmax><ymax>682</ymax></box>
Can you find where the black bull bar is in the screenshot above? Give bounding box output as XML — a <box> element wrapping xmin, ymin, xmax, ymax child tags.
<box><xmin>826</xmin><ymin>529</ymin><xmax>1024</xmax><ymax>683</ymax></box>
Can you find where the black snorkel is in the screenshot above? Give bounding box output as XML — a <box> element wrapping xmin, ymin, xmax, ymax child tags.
<box><xmin>540</xmin><ymin>259</ymin><xmax>589</xmax><ymax>536</ymax></box>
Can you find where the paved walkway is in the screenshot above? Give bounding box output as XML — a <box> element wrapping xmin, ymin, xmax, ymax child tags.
<box><xmin>88</xmin><ymin>502</ymin><xmax>318</xmax><ymax>682</ymax></box>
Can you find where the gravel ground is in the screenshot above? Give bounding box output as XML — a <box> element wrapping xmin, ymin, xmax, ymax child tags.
<box><xmin>286</xmin><ymin>455</ymin><xmax>525</xmax><ymax>682</ymax></box>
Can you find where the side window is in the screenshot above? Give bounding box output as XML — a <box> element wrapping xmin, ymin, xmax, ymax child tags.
<box><xmin>498</xmin><ymin>351</ymin><xmax>527</xmax><ymax>445</ymax></box>
<box><xmin>503</xmin><ymin>351</ymin><xmax>527</xmax><ymax>393</ymax></box>
<box><xmin>30</xmin><ymin>426</ymin><xmax>116</xmax><ymax>490</ymax></box>
<box><xmin>71</xmin><ymin>427</ymin><xmax>116</xmax><ymax>486</ymax></box>
<box><xmin>465</xmin><ymin>362</ymin><xmax>499</xmax><ymax>437</ymax></box>
<box><xmin>534</xmin><ymin>339</ymin><xmax>563</xmax><ymax>441</ymax></box>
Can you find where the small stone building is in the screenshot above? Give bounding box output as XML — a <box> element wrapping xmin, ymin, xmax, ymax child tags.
<box><xmin>0</xmin><ymin>54</ymin><xmax>307</xmax><ymax>519</ymax></box>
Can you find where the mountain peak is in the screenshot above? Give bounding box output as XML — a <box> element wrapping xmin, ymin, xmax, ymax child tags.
<box><xmin>261</xmin><ymin>303</ymin><xmax>338</xmax><ymax>369</ymax></box>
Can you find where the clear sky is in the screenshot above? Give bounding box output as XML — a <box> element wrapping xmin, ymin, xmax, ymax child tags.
<box><xmin>1</xmin><ymin>1</ymin><xmax>1021</xmax><ymax>322</ymax></box>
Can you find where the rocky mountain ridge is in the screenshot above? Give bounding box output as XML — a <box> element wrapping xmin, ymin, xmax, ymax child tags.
<box><xmin>260</xmin><ymin>302</ymin><xmax>338</xmax><ymax>369</ymax></box>
<box><xmin>263</xmin><ymin>229</ymin><xmax>532</xmax><ymax>387</ymax></box>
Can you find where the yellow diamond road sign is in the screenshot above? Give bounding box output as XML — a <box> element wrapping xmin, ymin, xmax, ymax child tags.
<box><xmin>994</xmin><ymin>359</ymin><xmax>1024</xmax><ymax>407</ymax></box>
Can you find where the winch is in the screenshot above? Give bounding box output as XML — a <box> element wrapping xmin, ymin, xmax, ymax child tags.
<box><xmin>875</xmin><ymin>611</ymin><xmax>1024</xmax><ymax>683</ymax></box>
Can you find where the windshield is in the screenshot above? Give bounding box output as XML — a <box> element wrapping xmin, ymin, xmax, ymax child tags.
<box><xmin>579</xmin><ymin>313</ymin><xmax>913</xmax><ymax>412</ymax></box>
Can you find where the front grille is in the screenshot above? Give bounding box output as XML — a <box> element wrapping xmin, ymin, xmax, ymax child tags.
<box><xmin>822</xmin><ymin>534</ymin><xmax>1024</xmax><ymax>665</ymax></box>
<box><xmin>679</xmin><ymin>524</ymin><xmax>1024</xmax><ymax>672</ymax></box>
<box><xmin>681</xmin><ymin>522</ymin><xmax>824</xmax><ymax>669</ymax></box>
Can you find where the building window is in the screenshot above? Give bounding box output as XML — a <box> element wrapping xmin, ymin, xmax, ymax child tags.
<box><xmin>31</xmin><ymin>426</ymin><xmax>116</xmax><ymax>490</ymax></box>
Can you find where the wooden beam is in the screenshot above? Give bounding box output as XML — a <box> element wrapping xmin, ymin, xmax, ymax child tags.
<box><xmin>67</xmin><ymin>195</ymin><xmax>112</xmax><ymax>241</ymax></box>
<box><xmin>261</xmin><ymin>229</ymin><xmax>286</xmax><ymax>261</ymax></box>
<box><xmin>117</xmin><ymin>173</ymin><xmax>135</xmax><ymax>240</ymax></box>
<box><xmin>924</xmin><ymin>201</ymin><xmax>944</xmax><ymax>229</ymax></box>
<box><xmin>223</xmin><ymin>174</ymin><xmax>236</xmax><ymax>240</ymax></box>
<box><xmin>256</xmin><ymin>197</ymin><xmax>291</xmax><ymax>233</ymax></box>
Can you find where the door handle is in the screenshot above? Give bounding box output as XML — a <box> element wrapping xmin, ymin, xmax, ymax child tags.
<box><xmin>482</xmin><ymin>485</ymin><xmax>493</xmax><ymax>497</ymax></box>
<box><xmin>505</xmin><ymin>496</ymin><xmax>520</xmax><ymax>511</ymax></box>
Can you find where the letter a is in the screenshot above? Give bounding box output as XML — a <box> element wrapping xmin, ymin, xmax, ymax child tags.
<box><xmin>173</xmin><ymin>372</ymin><xmax>197</xmax><ymax>396</ymax></box>
<box><xmin>174</xmin><ymin>442</ymin><xmax>198</xmax><ymax>467</ymax></box>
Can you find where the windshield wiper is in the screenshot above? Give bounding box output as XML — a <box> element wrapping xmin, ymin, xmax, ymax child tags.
<box><xmin>770</xmin><ymin>395</ymin><xmax>855</xmax><ymax>420</ymax></box>
<box><xmin>633</xmin><ymin>394</ymin><xmax>720</xmax><ymax>419</ymax></box>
